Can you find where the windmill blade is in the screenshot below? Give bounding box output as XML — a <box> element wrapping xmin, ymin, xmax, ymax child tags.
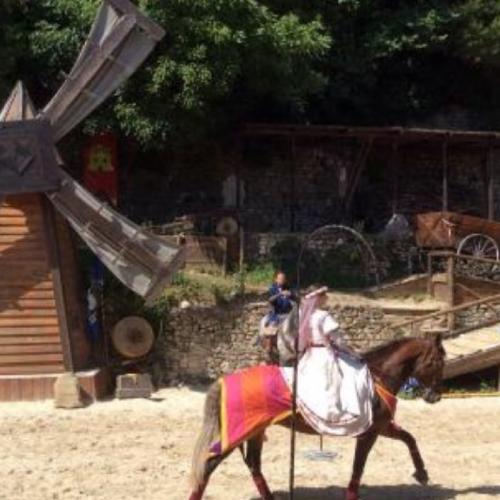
<box><xmin>40</xmin><ymin>0</ymin><xmax>165</xmax><ymax>141</ymax></box>
<box><xmin>46</xmin><ymin>167</ymin><xmax>184</xmax><ymax>304</ymax></box>
<box><xmin>0</xmin><ymin>81</ymin><xmax>36</xmax><ymax>122</ymax></box>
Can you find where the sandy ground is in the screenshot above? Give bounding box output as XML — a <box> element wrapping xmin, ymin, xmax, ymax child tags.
<box><xmin>0</xmin><ymin>389</ymin><xmax>499</xmax><ymax>500</ymax></box>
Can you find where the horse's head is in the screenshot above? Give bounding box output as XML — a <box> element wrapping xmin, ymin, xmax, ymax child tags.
<box><xmin>412</xmin><ymin>334</ymin><xmax>446</xmax><ymax>404</ymax></box>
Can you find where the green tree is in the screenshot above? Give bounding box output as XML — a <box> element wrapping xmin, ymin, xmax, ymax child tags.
<box><xmin>0</xmin><ymin>0</ymin><xmax>330</xmax><ymax>147</ymax></box>
<box><xmin>5</xmin><ymin>1</ymin><xmax>500</xmax><ymax>147</ymax></box>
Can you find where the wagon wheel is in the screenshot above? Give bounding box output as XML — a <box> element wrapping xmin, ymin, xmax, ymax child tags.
<box><xmin>456</xmin><ymin>233</ymin><xmax>499</xmax><ymax>276</ymax></box>
<box><xmin>297</xmin><ymin>225</ymin><xmax>380</xmax><ymax>288</ymax></box>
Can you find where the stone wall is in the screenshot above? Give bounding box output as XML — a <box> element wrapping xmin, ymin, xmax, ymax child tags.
<box><xmin>353</xmin><ymin>145</ymin><xmax>489</xmax><ymax>232</ymax></box>
<box><xmin>241</xmin><ymin>137</ymin><xmax>353</xmax><ymax>232</ymax></box>
<box><xmin>117</xmin><ymin>135</ymin><xmax>499</xmax><ymax>237</ymax></box>
<box><xmin>240</xmin><ymin>138</ymin><xmax>496</xmax><ymax>233</ymax></box>
<box><xmin>156</xmin><ymin>299</ymin><xmax>394</xmax><ymax>384</ymax></box>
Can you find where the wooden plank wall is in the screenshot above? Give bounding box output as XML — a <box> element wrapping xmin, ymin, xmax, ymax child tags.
<box><xmin>0</xmin><ymin>194</ymin><xmax>65</xmax><ymax>376</ymax></box>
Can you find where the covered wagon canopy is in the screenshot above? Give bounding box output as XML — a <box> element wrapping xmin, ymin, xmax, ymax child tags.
<box><xmin>243</xmin><ymin>122</ymin><xmax>500</xmax><ymax>221</ymax></box>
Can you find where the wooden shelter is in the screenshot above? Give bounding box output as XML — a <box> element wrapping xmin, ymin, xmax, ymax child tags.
<box><xmin>0</xmin><ymin>0</ymin><xmax>182</xmax><ymax>401</ymax></box>
<box><xmin>242</xmin><ymin>123</ymin><xmax>500</xmax><ymax>229</ymax></box>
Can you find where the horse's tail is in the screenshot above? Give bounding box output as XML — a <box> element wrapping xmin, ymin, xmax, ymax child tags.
<box><xmin>190</xmin><ymin>381</ymin><xmax>221</xmax><ymax>489</ymax></box>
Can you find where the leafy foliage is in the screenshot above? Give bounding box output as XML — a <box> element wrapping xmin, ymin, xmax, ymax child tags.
<box><xmin>0</xmin><ymin>0</ymin><xmax>330</xmax><ymax>146</ymax></box>
<box><xmin>3</xmin><ymin>1</ymin><xmax>500</xmax><ymax>146</ymax></box>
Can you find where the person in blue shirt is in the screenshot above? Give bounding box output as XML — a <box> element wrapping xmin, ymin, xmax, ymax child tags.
<box><xmin>267</xmin><ymin>271</ymin><xmax>295</xmax><ymax>325</ymax></box>
<box><xmin>259</xmin><ymin>271</ymin><xmax>296</xmax><ymax>360</ymax></box>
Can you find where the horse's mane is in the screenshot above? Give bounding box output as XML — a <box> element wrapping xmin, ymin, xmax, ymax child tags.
<box><xmin>361</xmin><ymin>336</ymin><xmax>417</xmax><ymax>361</ymax></box>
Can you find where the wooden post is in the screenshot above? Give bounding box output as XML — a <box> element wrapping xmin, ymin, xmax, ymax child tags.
<box><xmin>391</xmin><ymin>141</ymin><xmax>399</xmax><ymax>213</ymax></box>
<box><xmin>442</xmin><ymin>141</ymin><xmax>449</xmax><ymax>212</ymax></box>
<box><xmin>446</xmin><ymin>254</ymin><xmax>455</xmax><ymax>330</ymax></box>
<box><xmin>222</xmin><ymin>237</ymin><xmax>228</xmax><ymax>277</ymax></box>
<box><xmin>236</xmin><ymin>135</ymin><xmax>244</xmax><ymax>289</ymax></box>
<box><xmin>427</xmin><ymin>252</ymin><xmax>433</xmax><ymax>296</ymax></box>
<box><xmin>239</xmin><ymin>224</ymin><xmax>245</xmax><ymax>293</ymax></box>
<box><xmin>41</xmin><ymin>197</ymin><xmax>74</xmax><ymax>372</ymax></box>
<box><xmin>290</xmin><ymin>136</ymin><xmax>296</xmax><ymax>232</ymax></box>
<box><xmin>486</xmin><ymin>147</ymin><xmax>495</xmax><ymax>220</ymax></box>
<box><xmin>343</xmin><ymin>138</ymin><xmax>373</xmax><ymax>220</ymax></box>
<box><xmin>236</xmin><ymin>136</ymin><xmax>242</xmax><ymax>211</ymax></box>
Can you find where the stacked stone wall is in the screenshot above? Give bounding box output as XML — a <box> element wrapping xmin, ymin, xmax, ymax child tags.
<box><xmin>157</xmin><ymin>299</ymin><xmax>394</xmax><ymax>385</ymax></box>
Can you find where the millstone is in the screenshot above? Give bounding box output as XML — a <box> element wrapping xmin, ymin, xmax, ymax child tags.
<box><xmin>54</xmin><ymin>373</ymin><xmax>83</xmax><ymax>409</ymax></box>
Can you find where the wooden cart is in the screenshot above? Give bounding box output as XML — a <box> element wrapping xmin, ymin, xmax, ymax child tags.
<box><xmin>416</xmin><ymin>211</ymin><xmax>500</xmax><ymax>262</ymax></box>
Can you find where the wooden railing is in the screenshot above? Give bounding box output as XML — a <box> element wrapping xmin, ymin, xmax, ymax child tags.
<box><xmin>388</xmin><ymin>292</ymin><xmax>500</xmax><ymax>339</ymax></box>
<box><xmin>426</xmin><ymin>250</ymin><xmax>500</xmax><ymax>284</ymax></box>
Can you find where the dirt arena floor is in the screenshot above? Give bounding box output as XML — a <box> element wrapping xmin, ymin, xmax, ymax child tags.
<box><xmin>0</xmin><ymin>388</ymin><xmax>499</xmax><ymax>500</ymax></box>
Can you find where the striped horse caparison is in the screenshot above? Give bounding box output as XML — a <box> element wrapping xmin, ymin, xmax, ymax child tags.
<box><xmin>188</xmin><ymin>335</ymin><xmax>446</xmax><ymax>500</ymax></box>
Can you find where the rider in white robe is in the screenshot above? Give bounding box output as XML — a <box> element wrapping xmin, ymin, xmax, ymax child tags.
<box><xmin>282</xmin><ymin>286</ymin><xmax>374</xmax><ymax>436</ymax></box>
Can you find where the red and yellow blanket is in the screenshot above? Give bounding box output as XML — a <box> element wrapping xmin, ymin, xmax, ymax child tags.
<box><xmin>210</xmin><ymin>365</ymin><xmax>397</xmax><ymax>456</ymax></box>
<box><xmin>210</xmin><ymin>365</ymin><xmax>292</xmax><ymax>455</ymax></box>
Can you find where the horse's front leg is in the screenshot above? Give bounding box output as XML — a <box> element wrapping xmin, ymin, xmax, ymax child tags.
<box><xmin>244</xmin><ymin>434</ymin><xmax>275</xmax><ymax>500</ymax></box>
<box><xmin>346</xmin><ymin>430</ymin><xmax>379</xmax><ymax>500</ymax></box>
<box><xmin>380</xmin><ymin>422</ymin><xmax>429</xmax><ymax>485</ymax></box>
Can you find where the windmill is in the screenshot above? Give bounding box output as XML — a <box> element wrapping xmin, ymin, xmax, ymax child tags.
<box><xmin>0</xmin><ymin>0</ymin><xmax>183</xmax><ymax>401</ymax></box>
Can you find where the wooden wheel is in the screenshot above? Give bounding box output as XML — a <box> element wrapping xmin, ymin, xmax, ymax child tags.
<box><xmin>456</xmin><ymin>233</ymin><xmax>499</xmax><ymax>275</ymax></box>
<box><xmin>457</xmin><ymin>233</ymin><xmax>499</xmax><ymax>260</ymax></box>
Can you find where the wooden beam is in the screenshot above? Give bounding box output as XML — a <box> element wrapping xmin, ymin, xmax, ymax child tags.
<box><xmin>243</xmin><ymin>123</ymin><xmax>500</xmax><ymax>145</ymax></box>
<box><xmin>444</xmin><ymin>345</ymin><xmax>500</xmax><ymax>379</ymax></box>
<box><xmin>455</xmin><ymin>282</ymin><xmax>499</xmax><ymax>316</ymax></box>
<box><xmin>42</xmin><ymin>15</ymin><xmax>137</xmax><ymax>140</ymax></box>
<box><xmin>41</xmin><ymin>197</ymin><xmax>74</xmax><ymax>372</ymax></box>
<box><xmin>391</xmin><ymin>290</ymin><xmax>500</xmax><ymax>331</ymax></box>
<box><xmin>289</xmin><ymin>136</ymin><xmax>296</xmax><ymax>232</ymax></box>
<box><xmin>108</xmin><ymin>0</ymin><xmax>166</xmax><ymax>41</ymax></box>
<box><xmin>486</xmin><ymin>147</ymin><xmax>495</xmax><ymax>220</ymax></box>
<box><xmin>343</xmin><ymin>138</ymin><xmax>373</xmax><ymax>218</ymax></box>
<box><xmin>391</xmin><ymin>141</ymin><xmax>399</xmax><ymax>213</ymax></box>
<box><xmin>235</xmin><ymin>136</ymin><xmax>242</xmax><ymax>210</ymax></box>
<box><xmin>446</xmin><ymin>254</ymin><xmax>455</xmax><ymax>330</ymax></box>
<box><xmin>442</xmin><ymin>141</ymin><xmax>449</xmax><ymax>211</ymax></box>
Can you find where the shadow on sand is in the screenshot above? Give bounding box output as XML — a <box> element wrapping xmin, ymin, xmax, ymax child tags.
<box><xmin>250</xmin><ymin>484</ymin><xmax>500</xmax><ymax>499</ymax></box>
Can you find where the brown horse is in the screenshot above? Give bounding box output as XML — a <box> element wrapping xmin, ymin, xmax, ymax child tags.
<box><xmin>189</xmin><ymin>335</ymin><xmax>446</xmax><ymax>500</ymax></box>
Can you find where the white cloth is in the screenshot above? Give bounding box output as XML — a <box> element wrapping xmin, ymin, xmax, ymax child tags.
<box><xmin>310</xmin><ymin>309</ymin><xmax>341</xmax><ymax>346</ymax></box>
<box><xmin>282</xmin><ymin>309</ymin><xmax>374</xmax><ymax>436</ymax></box>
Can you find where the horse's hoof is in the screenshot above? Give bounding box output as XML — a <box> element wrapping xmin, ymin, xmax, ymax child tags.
<box><xmin>345</xmin><ymin>489</ymin><xmax>359</xmax><ymax>500</ymax></box>
<box><xmin>413</xmin><ymin>469</ymin><xmax>429</xmax><ymax>485</ymax></box>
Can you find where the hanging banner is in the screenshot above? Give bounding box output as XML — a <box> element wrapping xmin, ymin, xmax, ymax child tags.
<box><xmin>83</xmin><ymin>133</ymin><xmax>118</xmax><ymax>205</ymax></box>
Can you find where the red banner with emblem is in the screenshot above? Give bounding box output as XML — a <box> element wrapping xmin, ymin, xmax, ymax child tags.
<box><xmin>83</xmin><ymin>133</ymin><xmax>118</xmax><ymax>205</ymax></box>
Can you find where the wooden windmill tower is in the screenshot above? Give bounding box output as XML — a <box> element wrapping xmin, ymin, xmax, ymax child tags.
<box><xmin>0</xmin><ymin>0</ymin><xmax>183</xmax><ymax>401</ymax></box>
